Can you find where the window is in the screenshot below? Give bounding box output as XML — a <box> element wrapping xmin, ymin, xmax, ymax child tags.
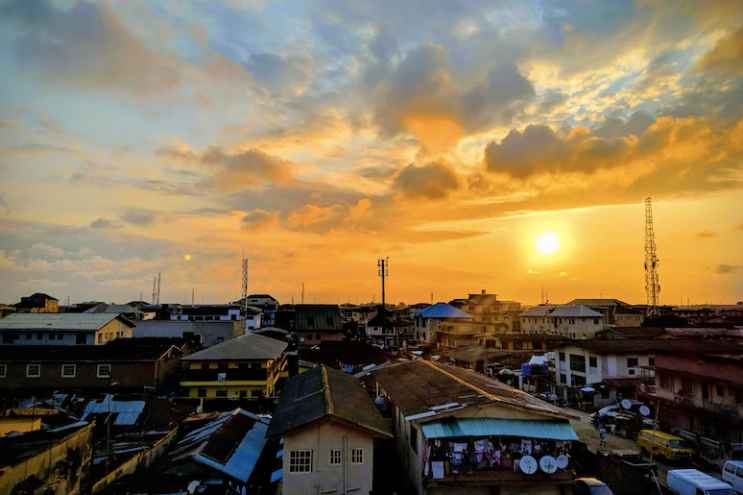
<box><xmin>648</xmin><ymin>357</ymin><xmax>655</xmax><ymax>367</ymax></box>
<box><xmin>60</xmin><ymin>364</ymin><xmax>76</xmax><ymax>378</ymax></box>
<box><xmin>56</xmin><ymin>333</ymin><xmax>64</xmax><ymax>340</ymax></box>
<box><xmin>351</xmin><ymin>448</ymin><xmax>363</xmax><ymax>464</ymax></box>
<box><xmin>569</xmin><ymin>354</ymin><xmax>586</xmax><ymax>373</ymax></box>
<box><xmin>289</xmin><ymin>450</ymin><xmax>313</xmax><ymax>473</ymax></box>
<box><xmin>198</xmin><ymin>388</ymin><xmax>207</xmax><ymax>398</ymax></box>
<box><xmin>36</xmin><ymin>332</ymin><xmax>43</xmax><ymax>340</ymax></box>
<box><xmin>716</xmin><ymin>384</ymin><xmax>725</xmax><ymax>397</ymax></box>
<box><xmin>329</xmin><ymin>449</ymin><xmax>342</xmax><ymax>466</ymax></box>
<box><xmin>559</xmin><ymin>373</ymin><xmax>567</xmax><ymax>384</ymax></box>
<box><xmin>589</xmin><ymin>356</ymin><xmax>598</xmax><ymax>368</ymax></box>
<box><xmin>627</xmin><ymin>357</ymin><xmax>639</xmax><ymax>368</ymax></box>
<box><xmin>558</xmin><ymin>352</ymin><xmax>565</xmax><ymax>362</ymax></box>
<box><xmin>216</xmin><ymin>390</ymin><xmax>227</xmax><ymax>397</ymax></box>
<box><xmin>572</xmin><ymin>375</ymin><xmax>586</xmax><ymax>387</ymax></box>
<box><xmin>97</xmin><ymin>364</ymin><xmax>111</xmax><ymax>378</ymax></box>
<box><xmin>659</xmin><ymin>373</ymin><xmax>672</xmax><ymax>390</ymax></box>
<box><xmin>26</xmin><ymin>364</ymin><xmax>41</xmax><ymax>378</ymax></box>
<box><xmin>0</xmin><ymin>364</ymin><xmax>6</xmax><ymax>378</ymax></box>
<box><xmin>25</xmin><ymin>333</ymin><xmax>32</xmax><ymax>340</ymax></box>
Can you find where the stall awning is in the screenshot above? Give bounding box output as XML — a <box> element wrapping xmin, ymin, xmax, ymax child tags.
<box><xmin>421</xmin><ymin>418</ymin><xmax>578</xmax><ymax>441</ymax></box>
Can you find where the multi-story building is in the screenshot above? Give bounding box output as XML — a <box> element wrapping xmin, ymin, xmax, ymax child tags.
<box><xmin>0</xmin><ymin>338</ymin><xmax>183</xmax><ymax>393</ymax></box>
<box><xmin>365</xmin><ymin>306</ymin><xmax>414</xmax><ymax>349</ymax></box>
<box><xmin>169</xmin><ymin>304</ymin><xmax>242</xmax><ymax>322</ymax></box>
<box><xmin>554</xmin><ymin>340</ymin><xmax>656</xmax><ymax>406</ymax></box>
<box><xmin>239</xmin><ymin>294</ymin><xmax>280</xmax><ymax>327</ymax></box>
<box><xmin>180</xmin><ymin>333</ymin><xmax>288</xmax><ymax>399</ymax></box>
<box><xmin>455</xmin><ymin>290</ymin><xmax>522</xmax><ymax>333</ymax></box>
<box><xmin>268</xmin><ymin>365</ymin><xmax>392</xmax><ymax>495</ymax></box>
<box><xmin>361</xmin><ymin>359</ymin><xmax>578</xmax><ymax>495</ymax></box>
<box><xmin>414</xmin><ymin>303</ymin><xmax>472</xmax><ymax>344</ymax></box>
<box><xmin>521</xmin><ymin>304</ymin><xmax>605</xmax><ymax>339</ymax></box>
<box><xmin>642</xmin><ymin>341</ymin><xmax>743</xmax><ymax>464</ymax></box>
<box><xmin>566</xmin><ymin>299</ymin><xmax>645</xmax><ymax>327</ymax></box>
<box><xmin>133</xmin><ymin>319</ymin><xmax>242</xmax><ymax>347</ymax></box>
<box><xmin>277</xmin><ymin>304</ymin><xmax>346</xmax><ymax>345</ymax></box>
<box><xmin>14</xmin><ymin>292</ymin><xmax>59</xmax><ymax>313</ymax></box>
<box><xmin>0</xmin><ymin>313</ymin><xmax>135</xmax><ymax>345</ymax></box>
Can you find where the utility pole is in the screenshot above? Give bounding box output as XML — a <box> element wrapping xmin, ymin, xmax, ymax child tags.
<box><xmin>301</xmin><ymin>282</ymin><xmax>305</xmax><ymax>304</ymax></box>
<box><xmin>241</xmin><ymin>256</ymin><xmax>248</xmax><ymax>317</ymax></box>
<box><xmin>644</xmin><ymin>197</ymin><xmax>661</xmax><ymax>316</ymax></box>
<box><xmin>377</xmin><ymin>258</ymin><xmax>389</xmax><ymax>308</ymax></box>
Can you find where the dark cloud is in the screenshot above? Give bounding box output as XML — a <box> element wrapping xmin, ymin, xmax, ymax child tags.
<box><xmin>90</xmin><ymin>218</ymin><xmax>120</xmax><ymax>230</ymax></box>
<box><xmin>3</xmin><ymin>0</ymin><xmax>181</xmax><ymax>96</ymax></box>
<box><xmin>393</xmin><ymin>162</ymin><xmax>459</xmax><ymax>199</ymax></box>
<box><xmin>160</xmin><ymin>145</ymin><xmax>292</xmax><ymax>192</ymax></box>
<box><xmin>241</xmin><ymin>209</ymin><xmax>279</xmax><ymax>230</ymax></box>
<box><xmin>120</xmin><ymin>209</ymin><xmax>157</xmax><ymax>226</ymax></box>
<box><xmin>717</xmin><ymin>264</ymin><xmax>742</xmax><ymax>274</ymax></box>
<box><xmin>357</xmin><ymin>165</ymin><xmax>399</xmax><ymax>180</ymax></box>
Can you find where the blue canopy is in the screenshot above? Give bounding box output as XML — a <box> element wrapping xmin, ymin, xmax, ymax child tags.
<box><xmin>421</xmin><ymin>418</ymin><xmax>578</xmax><ymax>441</ymax></box>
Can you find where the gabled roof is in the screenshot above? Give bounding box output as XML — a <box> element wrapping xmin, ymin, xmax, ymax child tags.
<box><xmin>268</xmin><ymin>365</ymin><xmax>392</xmax><ymax>439</ymax></box>
<box><xmin>522</xmin><ymin>305</ymin><xmax>558</xmax><ymax>317</ymax></box>
<box><xmin>182</xmin><ymin>332</ymin><xmax>287</xmax><ymax>361</ymax></box>
<box><xmin>567</xmin><ymin>298</ymin><xmax>631</xmax><ymax>308</ymax></box>
<box><xmin>84</xmin><ymin>303</ymin><xmax>142</xmax><ymax>316</ymax></box>
<box><xmin>550</xmin><ymin>305</ymin><xmax>602</xmax><ymax>318</ymax></box>
<box><xmin>0</xmin><ymin>312</ymin><xmax>134</xmax><ymax>331</ymax></box>
<box><xmin>133</xmin><ymin>320</ymin><xmax>237</xmax><ymax>347</ymax></box>
<box><xmin>418</xmin><ymin>303</ymin><xmax>471</xmax><ymax>319</ymax></box>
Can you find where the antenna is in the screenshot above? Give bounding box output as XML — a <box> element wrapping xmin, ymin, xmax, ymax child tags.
<box><xmin>377</xmin><ymin>257</ymin><xmax>389</xmax><ymax>308</ymax></box>
<box><xmin>156</xmin><ymin>272</ymin><xmax>161</xmax><ymax>305</ymax></box>
<box><xmin>151</xmin><ymin>273</ymin><xmax>161</xmax><ymax>305</ymax></box>
<box><xmin>191</xmin><ymin>288</ymin><xmax>195</xmax><ymax>306</ymax></box>
<box><xmin>241</xmin><ymin>256</ymin><xmax>249</xmax><ymax>317</ymax></box>
<box><xmin>644</xmin><ymin>197</ymin><xmax>661</xmax><ymax>315</ymax></box>
<box><xmin>301</xmin><ymin>282</ymin><xmax>305</xmax><ymax>304</ymax></box>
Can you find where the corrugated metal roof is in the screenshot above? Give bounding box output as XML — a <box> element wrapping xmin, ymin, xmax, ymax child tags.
<box><xmin>418</xmin><ymin>303</ymin><xmax>472</xmax><ymax>319</ymax></box>
<box><xmin>421</xmin><ymin>418</ymin><xmax>577</xmax><ymax>441</ymax></box>
<box><xmin>182</xmin><ymin>332</ymin><xmax>287</xmax><ymax>361</ymax></box>
<box><xmin>0</xmin><ymin>312</ymin><xmax>129</xmax><ymax>331</ymax></box>
<box><xmin>550</xmin><ymin>305</ymin><xmax>602</xmax><ymax>318</ymax></box>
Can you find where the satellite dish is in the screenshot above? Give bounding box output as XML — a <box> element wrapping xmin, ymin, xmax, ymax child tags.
<box><xmin>556</xmin><ymin>455</ymin><xmax>569</xmax><ymax>469</ymax></box>
<box><xmin>519</xmin><ymin>455</ymin><xmax>538</xmax><ymax>475</ymax></box>
<box><xmin>540</xmin><ymin>455</ymin><xmax>558</xmax><ymax>474</ymax></box>
<box><xmin>639</xmin><ymin>405</ymin><xmax>651</xmax><ymax>417</ymax></box>
<box><xmin>621</xmin><ymin>399</ymin><xmax>632</xmax><ymax>410</ymax></box>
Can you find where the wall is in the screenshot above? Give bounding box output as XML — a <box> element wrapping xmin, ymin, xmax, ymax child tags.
<box><xmin>0</xmin><ymin>423</ymin><xmax>93</xmax><ymax>495</ymax></box>
<box><xmin>0</xmin><ymin>360</ymin><xmax>159</xmax><ymax>391</ymax></box>
<box><xmin>0</xmin><ymin>416</ymin><xmax>42</xmax><ymax>435</ymax></box>
<box><xmin>96</xmin><ymin>319</ymin><xmax>134</xmax><ymax>344</ymax></box>
<box><xmin>283</xmin><ymin>421</ymin><xmax>375</xmax><ymax>495</ymax></box>
<box><xmin>4</xmin><ymin>331</ymin><xmax>93</xmax><ymax>345</ymax></box>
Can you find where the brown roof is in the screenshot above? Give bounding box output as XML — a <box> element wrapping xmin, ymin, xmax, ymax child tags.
<box><xmin>364</xmin><ymin>359</ymin><xmax>570</xmax><ymax>419</ymax></box>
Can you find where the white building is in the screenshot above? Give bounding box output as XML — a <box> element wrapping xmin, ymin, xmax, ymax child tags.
<box><xmin>0</xmin><ymin>313</ymin><xmax>134</xmax><ymax>345</ymax></box>
<box><xmin>521</xmin><ymin>304</ymin><xmax>605</xmax><ymax>339</ymax></box>
<box><xmin>555</xmin><ymin>340</ymin><xmax>655</xmax><ymax>406</ymax></box>
<box><xmin>267</xmin><ymin>365</ymin><xmax>392</xmax><ymax>495</ymax></box>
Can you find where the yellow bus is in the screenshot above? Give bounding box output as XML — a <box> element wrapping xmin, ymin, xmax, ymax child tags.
<box><xmin>637</xmin><ymin>429</ymin><xmax>694</xmax><ymax>461</ymax></box>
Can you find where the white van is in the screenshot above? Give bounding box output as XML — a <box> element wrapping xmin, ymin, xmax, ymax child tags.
<box><xmin>722</xmin><ymin>460</ymin><xmax>743</xmax><ymax>494</ymax></box>
<box><xmin>667</xmin><ymin>469</ymin><xmax>735</xmax><ymax>495</ymax></box>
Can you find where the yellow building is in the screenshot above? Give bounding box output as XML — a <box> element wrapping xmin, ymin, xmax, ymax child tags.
<box><xmin>180</xmin><ymin>333</ymin><xmax>288</xmax><ymax>399</ymax></box>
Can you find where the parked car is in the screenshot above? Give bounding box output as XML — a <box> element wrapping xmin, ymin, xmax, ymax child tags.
<box><xmin>722</xmin><ymin>460</ymin><xmax>743</xmax><ymax>494</ymax></box>
<box><xmin>573</xmin><ymin>477</ymin><xmax>614</xmax><ymax>495</ymax></box>
<box><xmin>637</xmin><ymin>429</ymin><xmax>694</xmax><ymax>461</ymax></box>
<box><xmin>667</xmin><ymin>469</ymin><xmax>735</xmax><ymax>495</ymax></box>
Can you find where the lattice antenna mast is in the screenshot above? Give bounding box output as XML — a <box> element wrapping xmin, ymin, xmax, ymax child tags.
<box><xmin>241</xmin><ymin>256</ymin><xmax>249</xmax><ymax>317</ymax></box>
<box><xmin>377</xmin><ymin>257</ymin><xmax>389</xmax><ymax>308</ymax></box>
<box><xmin>644</xmin><ymin>197</ymin><xmax>661</xmax><ymax>315</ymax></box>
<box><xmin>152</xmin><ymin>276</ymin><xmax>157</xmax><ymax>304</ymax></box>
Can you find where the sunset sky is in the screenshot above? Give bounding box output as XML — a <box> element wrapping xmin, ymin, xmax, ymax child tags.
<box><xmin>1</xmin><ymin>0</ymin><xmax>742</xmax><ymax>306</ymax></box>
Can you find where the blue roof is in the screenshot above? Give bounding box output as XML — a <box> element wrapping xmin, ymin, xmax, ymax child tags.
<box><xmin>418</xmin><ymin>303</ymin><xmax>471</xmax><ymax>319</ymax></box>
<box><xmin>421</xmin><ymin>418</ymin><xmax>578</xmax><ymax>441</ymax></box>
<box><xmin>271</xmin><ymin>468</ymin><xmax>283</xmax><ymax>483</ymax></box>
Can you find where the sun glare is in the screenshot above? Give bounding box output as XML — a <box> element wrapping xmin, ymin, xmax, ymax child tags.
<box><xmin>536</xmin><ymin>232</ymin><xmax>560</xmax><ymax>255</ymax></box>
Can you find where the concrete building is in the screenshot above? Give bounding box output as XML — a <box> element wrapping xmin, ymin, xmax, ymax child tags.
<box><xmin>642</xmin><ymin>341</ymin><xmax>743</xmax><ymax>465</ymax></box>
<box><xmin>169</xmin><ymin>304</ymin><xmax>242</xmax><ymax>322</ymax></box>
<box><xmin>133</xmin><ymin>319</ymin><xmax>243</xmax><ymax>347</ymax></box>
<box><xmin>235</xmin><ymin>294</ymin><xmax>280</xmax><ymax>327</ymax></box>
<box><xmin>0</xmin><ymin>420</ymin><xmax>93</xmax><ymax>495</ymax></box>
<box><xmin>522</xmin><ymin>304</ymin><xmax>605</xmax><ymax>339</ymax></box>
<box><xmin>414</xmin><ymin>303</ymin><xmax>472</xmax><ymax>344</ymax></box>
<box><xmin>278</xmin><ymin>304</ymin><xmax>346</xmax><ymax>345</ymax></box>
<box><xmin>454</xmin><ymin>290</ymin><xmax>522</xmax><ymax>333</ymax></box>
<box><xmin>83</xmin><ymin>302</ymin><xmax>144</xmax><ymax>320</ymax></box>
<box><xmin>365</xmin><ymin>306</ymin><xmax>414</xmax><ymax>349</ymax></box>
<box><xmin>361</xmin><ymin>359</ymin><xmax>578</xmax><ymax>495</ymax></box>
<box><xmin>0</xmin><ymin>338</ymin><xmax>183</xmax><ymax>393</ymax></box>
<box><xmin>0</xmin><ymin>313</ymin><xmax>135</xmax><ymax>345</ymax></box>
<box><xmin>14</xmin><ymin>292</ymin><xmax>59</xmax><ymax>313</ymax></box>
<box><xmin>180</xmin><ymin>333</ymin><xmax>289</xmax><ymax>399</ymax></box>
<box><xmin>566</xmin><ymin>299</ymin><xmax>645</xmax><ymax>327</ymax></box>
<box><xmin>268</xmin><ymin>365</ymin><xmax>392</xmax><ymax>495</ymax></box>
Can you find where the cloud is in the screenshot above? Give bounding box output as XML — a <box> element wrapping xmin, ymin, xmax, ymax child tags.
<box><xmin>120</xmin><ymin>209</ymin><xmax>158</xmax><ymax>226</ymax></box>
<box><xmin>717</xmin><ymin>264</ymin><xmax>742</xmax><ymax>274</ymax></box>
<box><xmin>393</xmin><ymin>162</ymin><xmax>459</xmax><ymax>199</ymax></box>
<box><xmin>696</xmin><ymin>230</ymin><xmax>717</xmax><ymax>238</ymax></box>
<box><xmin>697</xmin><ymin>26</ymin><xmax>743</xmax><ymax>76</ymax></box>
<box><xmin>90</xmin><ymin>218</ymin><xmax>121</xmax><ymax>230</ymax></box>
<box><xmin>372</xmin><ymin>44</ymin><xmax>534</xmax><ymax>149</ymax></box>
<box><xmin>3</xmin><ymin>0</ymin><xmax>182</xmax><ymax>96</ymax></box>
<box><xmin>160</xmin><ymin>145</ymin><xmax>293</xmax><ymax>192</ymax></box>
<box><xmin>241</xmin><ymin>209</ymin><xmax>280</xmax><ymax>230</ymax></box>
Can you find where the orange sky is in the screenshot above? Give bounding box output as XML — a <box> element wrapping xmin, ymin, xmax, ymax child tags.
<box><xmin>0</xmin><ymin>1</ymin><xmax>742</xmax><ymax>305</ymax></box>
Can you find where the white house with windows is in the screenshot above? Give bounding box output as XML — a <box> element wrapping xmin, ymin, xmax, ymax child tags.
<box><xmin>521</xmin><ymin>304</ymin><xmax>605</xmax><ymax>339</ymax></box>
<box><xmin>267</xmin><ymin>365</ymin><xmax>392</xmax><ymax>495</ymax></box>
<box><xmin>554</xmin><ymin>340</ymin><xmax>656</xmax><ymax>407</ymax></box>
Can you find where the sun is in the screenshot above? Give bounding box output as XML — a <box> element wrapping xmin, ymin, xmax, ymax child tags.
<box><xmin>536</xmin><ymin>232</ymin><xmax>560</xmax><ymax>255</ymax></box>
